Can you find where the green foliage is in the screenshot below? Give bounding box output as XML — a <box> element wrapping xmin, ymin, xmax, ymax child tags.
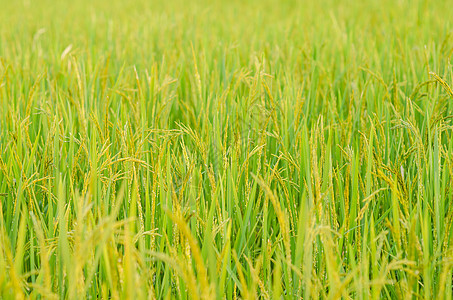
<box><xmin>0</xmin><ymin>0</ymin><xmax>453</xmax><ymax>298</ymax></box>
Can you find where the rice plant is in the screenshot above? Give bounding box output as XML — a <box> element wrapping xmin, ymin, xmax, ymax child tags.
<box><xmin>1</xmin><ymin>0</ymin><xmax>453</xmax><ymax>298</ymax></box>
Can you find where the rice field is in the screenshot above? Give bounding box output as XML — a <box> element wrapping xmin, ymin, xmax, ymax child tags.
<box><xmin>1</xmin><ymin>0</ymin><xmax>453</xmax><ymax>298</ymax></box>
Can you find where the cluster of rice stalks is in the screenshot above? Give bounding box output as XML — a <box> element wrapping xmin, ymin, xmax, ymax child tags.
<box><xmin>0</xmin><ymin>0</ymin><xmax>453</xmax><ymax>298</ymax></box>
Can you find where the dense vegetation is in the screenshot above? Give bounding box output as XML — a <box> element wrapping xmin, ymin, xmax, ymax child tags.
<box><xmin>1</xmin><ymin>0</ymin><xmax>453</xmax><ymax>298</ymax></box>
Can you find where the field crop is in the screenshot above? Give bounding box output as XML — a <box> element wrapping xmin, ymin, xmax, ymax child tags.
<box><xmin>1</xmin><ymin>0</ymin><xmax>453</xmax><ymax>298</ymax></box>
